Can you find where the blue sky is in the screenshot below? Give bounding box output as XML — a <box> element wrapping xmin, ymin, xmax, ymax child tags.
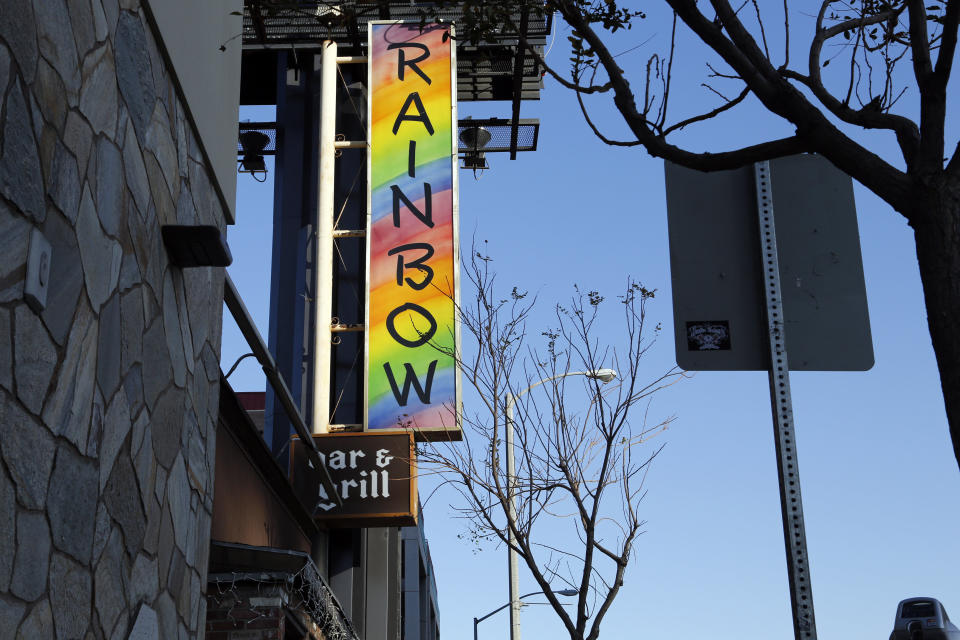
<box><xmin>224</xmin><ymin>7</ymin><xmax>960</xmax><ymax>639</ymax></box>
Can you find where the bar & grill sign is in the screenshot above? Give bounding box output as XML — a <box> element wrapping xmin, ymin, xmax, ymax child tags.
<box><xmin>290</xmin><ymin>432</ymin><xmax>417</xmax><ymax>527</ymax></box>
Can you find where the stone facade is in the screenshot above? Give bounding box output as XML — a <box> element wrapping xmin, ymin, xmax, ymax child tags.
<box><xmin>0</xmin><ymin>0</ymin><xmax>229</xmax><ymax>638</ymax></box>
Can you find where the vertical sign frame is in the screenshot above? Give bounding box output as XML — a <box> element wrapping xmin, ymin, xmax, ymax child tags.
<box><xmin>365</xmin><ymin>21</ymin><xmax>462</xmax><ymax>440</ymax></box>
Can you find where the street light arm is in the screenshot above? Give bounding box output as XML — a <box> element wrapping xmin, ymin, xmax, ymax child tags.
<box><xmin>474</xmin><ymin>591</ymin><xmax>548</xmax><ymax>625</ymax></box>
<box><xmin>505</xmin><ymin>370</ymin><xmax>612</xmax><ymax>413</ymax></box>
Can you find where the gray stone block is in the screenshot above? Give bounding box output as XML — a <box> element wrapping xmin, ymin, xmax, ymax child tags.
<box><xmin>63</xmin><ymin>110</ymin><xmax>93</xmax><ymax>180</ymax></box>
<box><xmin>0</xmin><ymin>462</ymin><xmax>15</xmax><ymax>591</ymax></box>
<box><xmin>165</xmin><ymin>548</ymin><xmax>185</xmax><ymax>599</ymax></box>
<box><xmin>124</xmin><ymin>363</ymin><xmax>145</xmax><ymax>421</ymax></box>
<box><xmin>154</xmin><ymin>592</ymin><xmax>177</xmax><ymax>640</ymax></box>
<box><xmin>120</xmin><ymin>287</ymin><xmax>144</xmax><ymax>372</ymax></box>
<box><xmin>162</xmin><ymin>271</ymin><xmax>186</xmax><ymax>388</ymax></box>
<box><xmin>77</xmin><ymin>184</ymin><xmax>122</xmax><ymax>310</ymax></box>
<box><xmin>0</xmin><ymin>0</ymin><xmax>39</xmax><ymax>84</ymax></box>
<box><xmin>127</xmin><ymin>603</ymin><xmax>159</xmax><ymax>640</ymax></box>
<box><xmin>156</xmin><ymin>507</ymin><xmax>174</xmax><ymax>588</ymax></box>
<box><xmin>144</xmin><ymin>150</ymin><xmax>174</xmax><ymax>225</ymax></box>
<box><xmin>200</xmin><ymin>342</ymin><xmax>219</xmax><ymax>384</ymax></box>
<box><xmin>133</xmin><ymin>423</ymin><xmax>154</xmax><ymax>508</ymax></box>
<box><xmin>86</xmin><ymin>386</ymin><xmax>104</xmax><ymax>458</ymax></box>
<box><xmin>189</xmin><ymin>569</ymin><xmax>201</xmax><ymax>629</ymax></box>
<box><xmin>150</xmin><ymin>388</ymin><xmax>182</xmax><ymax>469</ymax></box>
<box><xmin>0</xmin><ymin>394</ymin><xmax>54</xmax><ymax>509</ymax></box>
<box><xmin>114</xmin><ymin>11</ymin><xmax>155</xmax><ymax>141</ymax></box>
<box><xmin>119</xmin><ymin>250</ymin><xmax>141</xmax><ymax>293</ymax></box>
<box><xmin>185</xmin><ymin>418</ymin><xmax>208</xmax><ymax>498</ymax></box>
<box><xmin>175</xmin><ymin>104</ymin><xmax>188</xmax><ymax>179</ymax></box>
<box><xmin>47</xmin><ymin>444</ymin><xmax>98</xmax><ymax>563</ymax></box>
<box><xmin>0</xmin><ymin>597</ymin><xmax>26</xmax><ymax>635</ymax></box>
<box><xmin>15</xmin><ymin>598</ymin><xmax>53</xmax><ymax>639</ymax></box>
<box><xmin>104</xmin><ymin>451</ymin><xmax>146</xmax><ymax>556</ymax></box>
<box><xmin>0</xmin><ymin>40</ymin><xmax>11</xmax><ymax>98</ymax></box>
<box><xmin>91</xmin><ymin>0</ymin><xmax>108</xmax><ymax>43</ymax></box>
<box><xmin>96</xmin><ymin>137</ymin><xmax>125</xmax><ymax>238</ymax></box>
<box><xmin>0</xmin><ymin>200</ymin><xmax>29</xmax><ymax>304</ymax></box>
<box><xmin>128</xmin><ymin>200</ymin><xmax>162</xmax><ymax>297</ymax></box>
<box><xmin>48</xmin><ymin>137</ymin><xmax>81</xmax><ymax>214</ymax></box>
<box><xmin>141</xmin><ymin>318</ymin><xmax>170</xmax><ymax>409</ymax></box>
<box><xmin>78</xmin><ymin>43</ymin><xmax>118</xmax><ymax>140</ymax></box>
<box><xmin>166</xmin><ymin>454</ymin><xmax>190</xmax><ymax>552</ymax></box>
<box><xmin>34</xmin><ymin>58</ymin><xmax>68</xmax><ymax>131</ymax></box>
<box><xmin>11</xmin><ymin>510</ymin><xmax>51</xmax><ymax>601</ymax></box>
<box><xmin>97</xmin><ymin>292</ymin><xmax>122</xmax><ymax>401</ymax></box>
<box><xmin>42</xmin><ymin>298</ymin><xmax>96</xmax><ymax>448</ymax></box>
<box><xmin>0</xmin><ymin>84</ymin><xmax>45</xmax><ymax>221</ymax></box>
<box><xmin>99</xmin><ymin>0</ymin><xmax>118</xmax><ymax>39</ymax></box>
<box><xmin>123</xmin><ymin>120</ymin><xmax>151</xmax><ymax>216</ymax></box>
<box><xmin>66</xmin><ymin>0</ymin><xmax>96</xmax><ymax>60</ymax></box>
<box><xmin>130</xmin><ymin>388</ymin><xmax>147</xmax><ymax>457</ymax></box>
<box><xmin>175</xmin><ymin>182</ymin><xmax>196</xmax><ymax>227</ymax></box>
<box><xmin>49</xmin><ymin>552</ymin><xmax>92</xmax><ymax>638</ymax></box>
<box><xmin>153</xmin><ymin>459</ymin><xmax>167</xmax><ymax>508</ymax></box>
<box><xmin>40</xmin><ymin>208</ymin><xmax>83</xmax><ymax>344</ymax></box>
<box><xmin>99</xmin><ymin>385</ymin><xmax>131</xmax><ymax>491</ymax></box>
<box><xmin>14</xmin><ymin>304</ymin><xmax>57</xmax><ymax>414</ymax></box>
<box><xmin>145</xmin><ymin>102</ymin><xmax>179</xmax><ymax>198</ymax></box>
<box><xmin>94</xmin><ymin>529</ymin><xmax>126</xmax><ymax>635</ymax></box>
<box><xmin>91</xmin><ymin>502</ymin><xmax>110</xmax><ymax>566</ymax></box>
<box><xmin>143</xmin><ymin>495</ymin><xmax>160</xmax><ymax>556</ymax></box>
<box><xmin>34</xmin><ymin>0</ymin><xmax>81</xmax><ymax>97</ymax></box>
<box><xmin>175</xmin><ymin>560</ymin><xmax>191</xmax><ymax>622</ymax></box>
<box><xmin>0</xmin><ymin>308</ymin><xmax>11</xmax><ymax>392</ymax></box>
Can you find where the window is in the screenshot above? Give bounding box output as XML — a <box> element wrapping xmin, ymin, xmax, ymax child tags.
<box><xmin>901</xmin><ymin>601</ymin><xmax>937</xmax><ymax>618</ymax></box>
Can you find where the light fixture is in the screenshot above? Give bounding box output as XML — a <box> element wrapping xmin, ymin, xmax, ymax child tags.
<box><xmin>460</xmin><ymin>123</ymin><xmax>492</xmax><ymax>170</ymax></box>
<box><xmin>556</xmin><ymin>589</ymin><xmax>579</xmax><ymax>596</ymax></box>
<box><xmin>585</xmin><ymin>368</ymin><xmax>618</xmax><ymax>383</ymax></box>
<box><xmin>238</xmin><ymin>130</ymin><xmax>270</xmax><ymax>181</ymax></box>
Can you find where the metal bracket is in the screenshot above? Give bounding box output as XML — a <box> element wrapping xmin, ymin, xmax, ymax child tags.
<box><xmin>332</xmin><ymin>229</ymin><xmax>365</xmax><ymax>238</ymax></box>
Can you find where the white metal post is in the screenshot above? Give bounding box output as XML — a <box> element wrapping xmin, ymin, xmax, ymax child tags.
<box><xmin>312</xmin><ymin>40</ymin><xmax>337</xmax><ymax>435</ymax></box>
<box><xmin>505</xmin><ymin>395</ymin><xmax>521</xmax><ymax>640</ymax></box>
<box><xmin>754</xmin><ymin>161</ymin><xmax>817</xmax><ymax>640</ymax></box>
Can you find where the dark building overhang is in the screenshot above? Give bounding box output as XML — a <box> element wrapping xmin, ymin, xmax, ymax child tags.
<box><xmin>239</xmin><ymin>1</ymin><xmax>551</xmax><ymax>156</ymax></box>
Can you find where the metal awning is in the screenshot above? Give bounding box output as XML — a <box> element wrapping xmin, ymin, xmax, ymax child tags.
<box><xmin>242</xmin><ymin>2</ymin><xmax>550</xmax><ymax>101</ymax></box>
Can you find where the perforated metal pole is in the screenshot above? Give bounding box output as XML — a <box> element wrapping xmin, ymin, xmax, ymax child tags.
<box><xmin>311</xmin><ymin>40</ymin><xmax>337</xmax><ymax>435</ymax></box>
<box><xmin>505</xmin><ymin>395</ymin><xmax>521</xmax><ymax>640</ymax></box>
<box><xmin>754</xmin><ymin>161</ymin><xmax>818</xmax><ymax>640</ymax></box>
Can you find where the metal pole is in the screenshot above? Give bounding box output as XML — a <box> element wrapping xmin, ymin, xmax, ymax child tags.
<box><xmin>505</xmin><ymin>394</ymin><xmax>521</xmax><ymax>640</ymax></box>
<box><xmin>473</xmin><ymin>617</ymin><xmax>479</xmax><ymax>640</ymax></box>
<box><xmin>754</xmin><ymin>161</ymin><xmax>818</xmax><ymax>640</ymax></box>
<box><xmin>312</xmin><ymin>40</ymin><xmax>337</xmax><ymax>435</ymax></box>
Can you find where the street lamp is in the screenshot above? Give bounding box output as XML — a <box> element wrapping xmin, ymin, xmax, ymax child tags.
<box><xmin>474</xmin><ymin>589</ymin><xmax>579</xmax><ymax>640</ymax></box>
<box><xmin>505</xmin><ymin>369</ymin><xmax>617</xmax><ymax>640</ymax></box>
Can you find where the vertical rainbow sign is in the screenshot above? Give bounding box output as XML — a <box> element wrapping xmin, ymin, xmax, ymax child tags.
<box><xmin>366</xmin><ymin>22</ymin><xmax>460</xmax><ymax>438</ymax></box>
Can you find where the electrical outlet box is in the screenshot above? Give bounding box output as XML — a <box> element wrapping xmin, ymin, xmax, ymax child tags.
<box><xmin>25</xmin><ymin>227</ymin><xmax>52</xmax><ymax>312</ymax></box>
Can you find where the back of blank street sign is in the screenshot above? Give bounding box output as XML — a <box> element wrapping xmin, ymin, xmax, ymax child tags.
<box><xmin>664</xmin><ymin>154</ymin><xmax>874</xmax><ymax>372</ymax></box>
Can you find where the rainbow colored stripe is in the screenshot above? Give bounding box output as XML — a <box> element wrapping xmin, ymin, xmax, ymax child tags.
<box><xmin>366</xmin><ymin>23</ymin><xmax>459</xmax><ymax>435</ymax></box>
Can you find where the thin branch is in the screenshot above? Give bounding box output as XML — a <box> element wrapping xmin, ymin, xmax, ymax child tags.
<box><xmin>662</xmin><ymin>86</ymin><xmax>750</xmax><ymax>136</ymax></box>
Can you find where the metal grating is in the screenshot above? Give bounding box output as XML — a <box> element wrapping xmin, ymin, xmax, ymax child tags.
<box><xmin>237</xmin><ymin>119</ymin><xmax>539</xmax><ymax>157</ymax></box>
<box><xmin>242</xmin><ymin>2</ymin><xmax>550</xmax><ymax>49</ymax></box>
<box><xmin>457</xmin><ymin>119</ymin><xmax>538</xmax><ymax>153</ymax></box>
<box><xmin>238</xmin><ymin>122</ymin><xmax>278</xmax><ymax>156</ymax></box>
<box><xmin>242</xmin><ymin>1</ymin><xmax>550</xmax><ymax>102</ymax></box>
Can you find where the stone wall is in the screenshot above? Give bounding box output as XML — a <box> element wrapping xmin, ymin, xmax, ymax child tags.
<box><xmin>0</xmin><ymin>0</ymin><xmax>231</xmax><ymax>637</ymax></box>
